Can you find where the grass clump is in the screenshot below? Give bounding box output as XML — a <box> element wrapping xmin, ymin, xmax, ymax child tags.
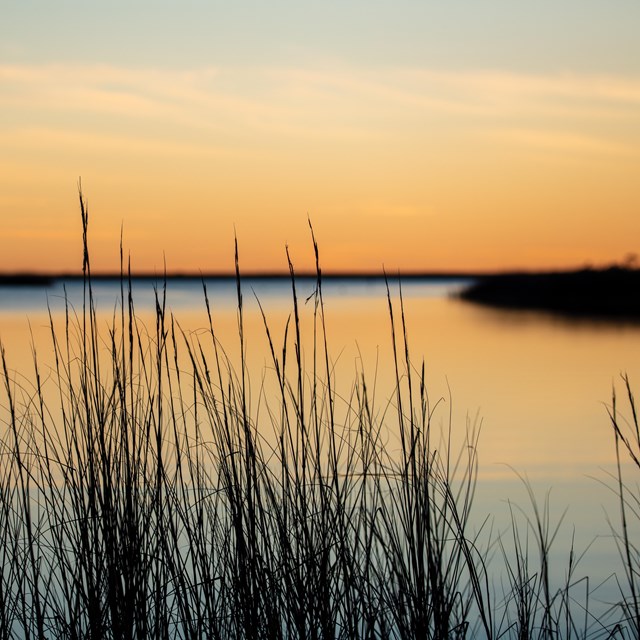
<box><xmin>606</xmin><ymin>375</ymin><xmax>640</xmax><ymax>638</ymax></box>
<box><xmin>0</xmin><ymin>190</ymin><xmax>637</xmax><ymax>638</ymax></box>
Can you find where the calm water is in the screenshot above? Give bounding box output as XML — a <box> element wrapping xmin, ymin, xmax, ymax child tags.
<box><xmin>1</xmin><ymin>276</ymin><xmax>639</xmax><ymax>603</ymax></box>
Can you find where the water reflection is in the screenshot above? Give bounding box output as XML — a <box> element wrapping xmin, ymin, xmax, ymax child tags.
<box><xmin>1</xmin><ymin>277</ymin><xmax>638</xmax><ymax>476</ymax></box>
<box><xmin>1</xmin><ymin>276</ymin><xmax>638</xmax><ymax>603</ymax></box>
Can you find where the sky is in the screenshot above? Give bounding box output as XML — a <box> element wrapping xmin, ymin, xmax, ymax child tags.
<box><xmin>1</xmin><ymin>1</ymin><xmax>640</xmax><ymax>274</ymax></box>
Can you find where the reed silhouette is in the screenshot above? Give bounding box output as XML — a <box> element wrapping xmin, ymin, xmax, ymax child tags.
<box><xmin>0</xmin><ymin>189</ymin><xmax>636</xmax><ymax>638</ymax></box>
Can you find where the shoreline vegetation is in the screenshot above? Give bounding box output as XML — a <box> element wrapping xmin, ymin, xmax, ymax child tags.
<box><xmin>0</xmin><ymin>192</ymin><xmax>639</xmax><ymax>638</ymax></box>
<box><xmin>459</xmin><ymin>268</ymin><xmax>640</xmax><ymax>321</ymax></box>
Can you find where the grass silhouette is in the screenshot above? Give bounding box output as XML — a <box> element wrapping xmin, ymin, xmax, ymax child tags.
<box><xmin>0</xmin><ymin>189</ymin><xmax>637</xmax><ymax>638</ymax></box>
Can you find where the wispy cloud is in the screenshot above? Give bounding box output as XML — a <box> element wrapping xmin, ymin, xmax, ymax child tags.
<box><xmin>3</xmin><ymin>62</ymin><xmax>640</xmax><ymax>121</ymax></box>
<box><xmin>2</xmin><ymin>62</ymin><xmax>639</xmax><ymax>161</ymax></box>
<box><xmin>494</xmin><ymin>128</ymin><xmax>640</xmax><ymax>158</ymax></box>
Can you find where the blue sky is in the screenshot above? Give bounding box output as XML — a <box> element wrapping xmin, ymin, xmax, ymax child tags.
<box><xmin>4</xmin><ymin>2</ymin><xmax>639</xmax><ymax>71</ymax></box>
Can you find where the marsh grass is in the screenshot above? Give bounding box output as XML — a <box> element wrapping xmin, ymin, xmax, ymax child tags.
<box><xmin>0</xmin><ymin>190</ymin><xmax>636</xmax><ymax>638</ymax></box>
<box><xmin>605</xmin><ymin>375</ymin><xmax>640</xmax><ymax>638</ymax></box>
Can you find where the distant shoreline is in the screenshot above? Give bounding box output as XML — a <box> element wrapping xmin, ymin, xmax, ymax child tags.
<box><xmin>459</xmin><ymin>267</ymin><xmax>640</xmax><ymax>320</ymax></box>
<box><xmin>0</xmin><ymin>271</ymin><xmax>480</xmax><ymax>286</ymax></box>
<box><xmin>4</xmin><ymin>268</ymin><xmax>639</xmax><ymax>322</ymax></box>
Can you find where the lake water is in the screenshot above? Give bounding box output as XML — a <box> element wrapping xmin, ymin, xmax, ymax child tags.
<box><xmin>1</xmin><ymin>275</ymin><xmax>639</xmax><ymax>612</ymax></box>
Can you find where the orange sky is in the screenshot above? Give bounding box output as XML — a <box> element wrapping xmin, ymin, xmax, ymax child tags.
<box><xmin>2</xmin><ymin>3</ymin><xmax>639</xmax><ymax>274</ymax></box>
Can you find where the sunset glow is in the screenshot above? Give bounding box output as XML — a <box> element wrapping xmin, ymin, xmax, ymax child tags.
<box><xmin>2</xmin><ymin>2</ymin><xmax>639</xmax><ymax>273</ymax></box>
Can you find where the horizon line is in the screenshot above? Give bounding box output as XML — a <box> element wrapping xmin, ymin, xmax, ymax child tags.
<box><xmin>0</xmin><ymin>264</ymin><xmax>632</xmax><ymax>286</ymax></box>
<box><xmin>0</xmin><ymin>269</ymin><xmax>482</xmax><ymax>285</ymax></box>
